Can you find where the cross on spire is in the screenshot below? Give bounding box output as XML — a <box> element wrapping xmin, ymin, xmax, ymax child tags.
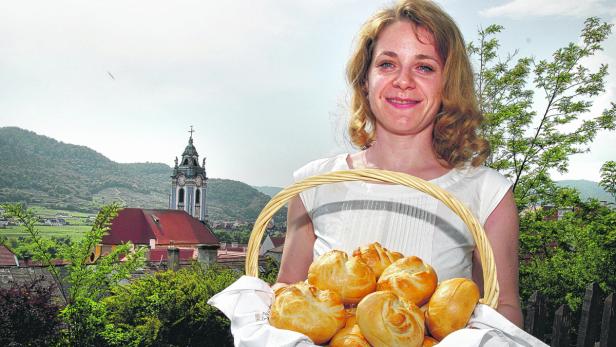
<box><xmin>188</xmin><ymin>125</ymin><xmax>195</xmax><ymax>138</ymax></box>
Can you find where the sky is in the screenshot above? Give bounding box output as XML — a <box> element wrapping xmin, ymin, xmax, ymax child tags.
<box><xmin>1</xmin><ymin>0</ymin><xmax>615</xmax><ymax>187</ymax></box>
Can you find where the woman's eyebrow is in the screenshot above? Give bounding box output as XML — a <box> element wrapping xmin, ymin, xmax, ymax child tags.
<box><xmin>375</xmin><ymin>51</ymin><xmax>439</xmax><ymax>63</ymax></box>
<box><xmin>415</xmin><ymin>53</ymin><xmax>439</xmax><ymax>62</ymax></box>
<box><xmin>378</xmin><ymin>51</ymin><xmax>398</xmax><ymax>58</ymax></box>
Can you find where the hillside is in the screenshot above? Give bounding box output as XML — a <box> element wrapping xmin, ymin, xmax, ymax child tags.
<box><xmin>556</xmin><ymin>180</ymin><xmax>615</xmax><ymax>204</ymax></box>
<box><xmin>0</xmin><ymin>127</ymin><xmax>285</xmax><ymax>223</ymax></box>
<box><xmin>253</xmin><ymin>186</ymin><xmax>283</xmax><ymax>197</ymax></box>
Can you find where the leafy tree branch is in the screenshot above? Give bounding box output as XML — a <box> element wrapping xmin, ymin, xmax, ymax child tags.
<box><xmin>470</xmin><ymin>18</ymin><xmax>616</xmax><ymax>207</ymax></box>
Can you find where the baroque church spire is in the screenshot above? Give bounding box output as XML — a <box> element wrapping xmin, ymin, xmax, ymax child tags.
<box><xmin>170</xmin><ymin>127</ymin><xmax>208</xmax><ymax>222</ymax></box>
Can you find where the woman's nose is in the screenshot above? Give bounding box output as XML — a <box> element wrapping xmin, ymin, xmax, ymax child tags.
<box><xmin>393</xmin><ymin>69</ymin><xmax>415</xmax><ymax>90</ymax></box>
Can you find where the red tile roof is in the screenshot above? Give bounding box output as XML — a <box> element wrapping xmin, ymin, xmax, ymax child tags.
<box><xmin>0</xmin><ymin>245</ymin><xmax>18</xmax><ymax>266</ymax></box>
<box><xmin>217</xmin><ymin>250</ymin><xmax>269</xmax><ymax>271</ymax></box>
<box><xmin>217</xmin><ymin>249</ymin><xmax>249</xmax><ymax>269</ymax></box>
<box><xmin>20</xmin><ymin>259</ymin><xmax>69</xmax><ymax>267</ymax></box>
<box><xmin>271</xmin><ymin>236</ymin><xmax>285</xmax><ymax>248</ymax></box>
<box><xmin>102</xmin><ymin>208</ymin><xmax>218</xmax><ymax>246</ymax></box>
<box><xmin>217</xmin><ymin>249</ymin><xmax>246</xmax><ymax>258</ymax></box>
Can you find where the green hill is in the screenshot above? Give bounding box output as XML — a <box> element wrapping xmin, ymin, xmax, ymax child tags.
<box><xmin>0</xmin><ymin>127</ymin><xmax>285</xmax><ymax>223</ymax></box>
<box><xmin>556</xmin><ymin>179</ymin><xmax>615</xmax><ymax>204</ymax></box>
<box><xmin>252</xmin><ymin>186</ymin><xmax>283</xmax><ymax>197</ymax></box>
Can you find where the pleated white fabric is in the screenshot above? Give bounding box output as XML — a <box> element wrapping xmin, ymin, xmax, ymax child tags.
<box><xmin>294</xmin><ymin>154</ymin><xmax>512</xmax><ymax>281</ymax></box>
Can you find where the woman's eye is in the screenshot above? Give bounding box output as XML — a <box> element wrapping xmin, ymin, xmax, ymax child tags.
<box><xmin>418</xmin><ymin>65</ymin><xmax>434</xmax><ymax>72</ymax></box>
<box><xmin>377</xmin><ymin>62</ymin><xmax>395</xmax><ymax>69</ymax></box>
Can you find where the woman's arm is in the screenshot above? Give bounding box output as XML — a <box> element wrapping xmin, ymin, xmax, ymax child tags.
<box><xmin>472</xmin><ymin>189</ymin><xmax>524</xmax><ymax>327</ymax></box>
<box><xmin>273</xmin><ymin>196</ymin><xmax>316</xmax><ymax>290</ymax></box>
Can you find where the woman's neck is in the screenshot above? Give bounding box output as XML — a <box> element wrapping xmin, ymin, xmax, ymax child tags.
<box><xmin>350</xmin><ymin>134</ymin><xmax>451</xmax><ymax>180</ymax></box>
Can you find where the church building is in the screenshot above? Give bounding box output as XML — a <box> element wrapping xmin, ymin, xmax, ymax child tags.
<box><xmin>98</xmin><ymin>128</ymin><xmax>219</xmax><ymax>264</ymax></box>
<box><xmin>169</xmin><ymin>127</ymin><xmax>208</xmax><ymax>222</ymax></box>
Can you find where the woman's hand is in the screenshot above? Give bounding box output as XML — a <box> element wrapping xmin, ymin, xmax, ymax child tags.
<box><xmin>271</xmin><ymin>282</ymin><xmax>289</xmax><ymax>294</ymax></box>
<box><xmin>473</xmin><ymin>189</ymin><xmax>524</xmax><ymax>328</ymax></box>
<box><xmin>276</xmin><ymin>196</ymin><xmax>316</xmax><ymax>285</ymax></box>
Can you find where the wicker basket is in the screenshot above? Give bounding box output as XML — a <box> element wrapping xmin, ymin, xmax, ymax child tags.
<box><xmin>245</xmin><ymin>168</ymin><xmax>499</xmax><ymax>308</ymax></box>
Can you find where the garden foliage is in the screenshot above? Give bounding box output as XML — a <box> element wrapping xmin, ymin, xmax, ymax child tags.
<box><xmin>1</xmin><ymin>202</ymin><xmax>146</xmax><ymax>346</ymax></box>
<box><xmin>519</xmin><ymin>190</ymin><xmax>616</xmax><ymax>311</ymax></box>
<box><xmin>102</xmin><ymin>263</ymin><xmax>239</xmax><ymax>347</ymax></box>
<box><xmin>0</xmin><ymin>277</ymin><xmax>62</xmax><ymax>346</ymax></box>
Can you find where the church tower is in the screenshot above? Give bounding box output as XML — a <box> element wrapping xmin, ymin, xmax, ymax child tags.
<box><xmin>169</xmin><ymin>127</ymin><xmax>208</xmax><ymax>222</ymax></box>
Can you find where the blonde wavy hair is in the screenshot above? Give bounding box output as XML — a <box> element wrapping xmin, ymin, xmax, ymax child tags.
<box><xmin>346</xmin><ymin>0</ymin><xmax>489</xmax><ymax>167</ymax></box>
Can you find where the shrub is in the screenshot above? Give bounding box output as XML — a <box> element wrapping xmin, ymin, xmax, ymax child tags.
<box><xmin>103</xmin><ymin>263</ymin><xmax>240</xmax><ymax>347</ymax></box>
<box><xmin>0</xmin><ymin>277</ymin><xmax>62</xmax><ymax>346</ymax></box>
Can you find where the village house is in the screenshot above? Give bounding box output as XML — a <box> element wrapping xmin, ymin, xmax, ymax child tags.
<box><xmin>0</xmin><ymin>244</ymin><xmax>19</xmax><ymax>268</ymax></box>
<box><xmin>260</xmin><ymin>234</ymin><xmax>285</xmax><ymax>255</ymax></box>
<box><xmin>43</xmin><ymin>218</ymin><xmax>67</xmax><ymax>226</ymax></box>
<box><xmin>264</xmin><ymin>245</ymin><xmax>284</xmax><ymax>264</ymax></box>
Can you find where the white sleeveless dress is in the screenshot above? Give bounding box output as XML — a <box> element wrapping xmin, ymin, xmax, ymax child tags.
<box><xmin>293</xmin><ymin>153</ymin><xmax>512</xmax><ymax>281</ymax></box>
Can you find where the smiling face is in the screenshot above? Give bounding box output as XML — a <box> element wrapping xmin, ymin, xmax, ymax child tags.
<box><xmin>365</xmin><ymin>20</ymin><xmax>444</xmax><ymax>140</ymax></box>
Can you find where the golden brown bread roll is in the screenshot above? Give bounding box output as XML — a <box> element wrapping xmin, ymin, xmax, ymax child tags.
<box><xmin>330</xmin><ymin>309</ymin><xmax>371</xmax><ymax>347</ymax></box>
<box><xmin>377</xmin><ymin>256</ymin><xmax>438</xmax><ymax>306</ymax></box>
<box><xmin>419</xmin><ymin>304</ymin><xmax>429</xmax><ymax>332</ymax></box>
<box><xmin>352</xmin><ymin>242</ymin><xmax>404</xmax><ymax>278</ymax></box>
<box><xmin>308</xmin><ymin>250</ymin><xmax>376</xmax><ymax>304</ymax></box>
<box><xmin>426</xmin><ymin>278</ymin><xmax>480</xmax><ymax>340</ymax></box>
<box><xmin>422</xmin><ymin>335</ymin><xmax>439</xmax><ymax>346</ymax></box>
<box><xmin>269</xmin><ymin>282</ymin><xmax>346</xmax><ymax>344</ymax></box>
<box><xmin>356</xmin><ymin>291</ymin><xmax>424</xmax><ymax>347</ymax></box>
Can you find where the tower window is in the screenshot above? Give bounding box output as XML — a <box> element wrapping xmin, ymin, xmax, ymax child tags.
<box><xmin>182</xmin><ymin>159</ymin><xmax>188</xmax><ymax>165</ymax></box>
<box><xmin>178</xmin><ymin>188</ymin><xmax>185</xmax><ymax>203</ymax></box>
<box><xmin>195</xmin><ymin>189</ymin><xmax>201</xmax><ymax>204</ymax></box>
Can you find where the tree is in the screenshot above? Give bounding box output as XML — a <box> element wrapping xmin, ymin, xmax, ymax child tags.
<box><xmin>600</xmin><ymin>160</ymin><xmax>616</xmax><ymax>200</ymax></box>
<box><xmin>469</xmin><ymin>18</ymin><xmax>616</xmax><ymax>207</ymax></box>
<box><xmin>0</xmin><ymin>277</ymin><xmax>62</xmax><ymax>346</ymax></box>
<box><xmin>518</xmin><ymin>193</ymin><xmax>616</xmax><ymax>312</ymax></box>
<box><xmin>0</xmin><ymin>203</ymin><xmax>146</xmax><ymax>346</ymax></box>
<box><xmin>102</xmin><ymin>263</ymin><xmax>238</xmax><ymax>347</ymax></box>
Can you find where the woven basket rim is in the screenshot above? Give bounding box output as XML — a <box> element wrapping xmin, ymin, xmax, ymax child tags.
<box><xmin>244</xmin><ymin>168</ymin><xmax>499</xmax><ymax>308</ymax></box>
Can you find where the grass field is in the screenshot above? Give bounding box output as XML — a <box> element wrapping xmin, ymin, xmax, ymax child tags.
<box><xmin>1</xmin><ymin>225</ymin><xmax>91</xmax><ymax>242</ymax></box>
<box><xmin>2</xmin><ymin>205</ymin><xmax>100</xmax><ymax>251</ymax></box>
<box><xmin>28</xmin><ymin>205</ymin><xmax>93</xmax><ymax>218</ymax></box>
<box><xmin>27</xmin><ymin>205</ymin><xmax>96</xmax><ymax>225</ymax></box>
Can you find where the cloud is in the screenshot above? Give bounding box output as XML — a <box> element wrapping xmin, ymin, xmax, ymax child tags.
<box><xmin>479</xmin><ymin>0</ymin><xmax>615</xmax><ymax>19</ymax></box>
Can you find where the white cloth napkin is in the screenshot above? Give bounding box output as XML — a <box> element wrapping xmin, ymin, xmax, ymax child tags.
<box><xmin>207</xmin><ymin>276</ymin><xmax>317</xmax><ymax>347</ymax></box>
<box><xmin>208</xmin><ymin>276</ymin><xmax>547</xmax><ymax>347</ymax></box>
<box><xmin>437</xmin><ymin>304</ymin><xmax>548</xmax><ymax>347</ymax></box>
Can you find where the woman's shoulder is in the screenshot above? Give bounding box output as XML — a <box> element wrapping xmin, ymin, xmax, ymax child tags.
<box><xmin>449</xmin><ymin>165</ymin><xmax>513</xmax><ymax>225</ymax></box>
<box><xmin>293</xmin><ymin>153</ymin><xmax>349</xmax><ymax>182</ymax></box>
<box><xmin>455</xmin><ymin>165</ymin><xmax>512</xmax><ymax>188</ymax></box>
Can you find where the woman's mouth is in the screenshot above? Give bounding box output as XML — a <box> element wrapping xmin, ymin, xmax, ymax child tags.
<box><xmin>385</xmin><ymin>97</ymin><xmax>420</xmax><ymax>109</ymax></box>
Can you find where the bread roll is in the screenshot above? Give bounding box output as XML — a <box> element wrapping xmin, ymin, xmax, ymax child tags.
<box><xmin>422</xmin><ymin>336</ymin><xmax>439</xmax><ymax>347</ymax></box>
<box><xmin>356</xmin><ymin>291</ymin><xmax>424</xmax><ymax>347</ymax></box>
<box><xmin>352</xmin><ymin>242</ymin><xmax>404</xmax><ymax>278</ymax></box>
<box><xmin>377</xmin><ymin>256</ymin><xmax>438</xmax><ymax>306</ymax></box>
<box><xmin>269</xmin><ymin>282</ymin><xmax>346</xmax><ymax>344</ymax></box>
<box><xmin>419</xmin><ymin>304</ymin><xmax>429</xmax><ymax>332</ymax></box>
<box><xmin>426</xmin><ymin>278</ymin><xmax>480</xmax><ymax>340</ymax></box>
<box><xmin>330</xmin><ymin>309</ymin><xmax>371</xmax><ymax>347</ymax></box>
<box><xmin>308</xmin><ymin>250</ymin><xmax>376</xmax><ymax>304</ymax></box>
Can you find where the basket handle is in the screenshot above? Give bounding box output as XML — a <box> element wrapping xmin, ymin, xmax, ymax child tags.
<box><xmin>245</xmin><ymin>168</ymin><xmax>499</xmax><ymax>308</ymax></box>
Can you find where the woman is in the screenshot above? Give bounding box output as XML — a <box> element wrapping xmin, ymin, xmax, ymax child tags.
<box><xmin>275</xmin><ymin>0</ymin><xmax>523</xmax><ymax>327</ymax></box>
